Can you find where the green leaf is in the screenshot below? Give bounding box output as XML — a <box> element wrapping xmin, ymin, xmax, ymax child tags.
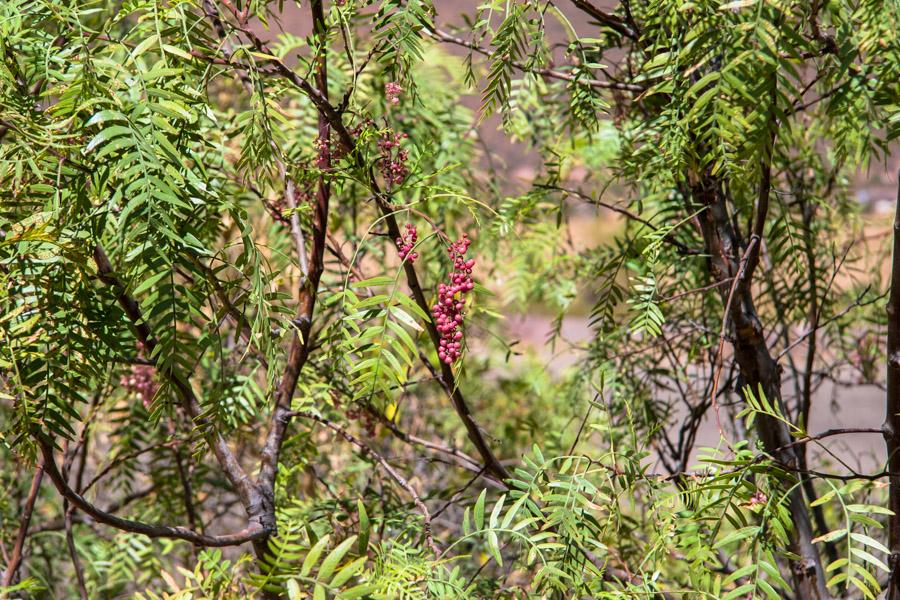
<box><xmin>352</xmin><ymin>276</ymin><xmax>394</xmax><ymax>288</ymax></box>
<box><xmin>713</xmin><ymin>526</ymin><xmax>758</xmax><ymax>549</ymax></box>
<box><xmin>850</xmin><ymin>547</ymin><xmax>889</xmax><ymax>572</ymax></box>
<box><xmin>84</xmin><ymin>125</ymin><xmax>133</xmax><ymax>154</ymax></box>
<box><xmin>86</xmin><ymin>110</ymin><xmax>127</xmax><ymax>127</ymax></box>
<box><xmin>339</xmin><ymin>584</ymin><xmax>376</xmax><ymax>599</ymax></box>
<box><xmin>474</xmin><ymin>489</ymin><xmax>486</xmax><ymax>530</ymax></box>
<box><xmin>129</xmin><ymin>36</ymin><xmax>158</xmax><ymax>63</ymax></box>
<box><xmin>490</xmin><ymin>494</ymin><xmax>506</xmax><ymax>529</ymax></box>
<box><xmin>722</xmin><ymin>584</ymin><xmax>755</xmax><ymax>600</ymax></box>
<box><xmin>812</xmin><ymin>530</ymin><xmax>847</xmax><ymax>545</ymax></box>
<box><xmin>318</xmin><ymin>536</ymin><xmax>357</xmax><ymax>581</ymax></box>
<box><xmin>330</xmin><ymin>556</ymin><xmax>366</xmax><ymax>588</ymax></box>
<box><xmin>357</xmin><ymin>500</ymin><xmax>370</xmax><ymax>555</ymax></box>
<box><xmin>846</xmin><ymin>504</ymin><xmax>893</xmax><ymax>516</ymax></box>
<box><xmin>850</xmin><ymin>532</ymin><xmax>890</xmax><ymax>555</ymax></box>
<box><xmin>301</xmin><ymin>535</ymin><xmax>330</xmax><ymax>578</ymax></box>
<box><xmin>487</xmin><ymin>530</ymin><xmax>502</xmax><ymax>566</ymax></box>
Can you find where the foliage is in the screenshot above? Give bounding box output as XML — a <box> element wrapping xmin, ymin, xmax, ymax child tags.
<box><xmin>1</xmin><ymin>0</ymin><xmax>898</xmax><ymax>599</ymax></box>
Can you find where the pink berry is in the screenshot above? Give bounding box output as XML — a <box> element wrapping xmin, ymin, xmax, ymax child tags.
<box><xmin>429</xmin><ymin>234</ymin><xmax>477</xmax><ymax>365</ymax></box>
<box><xmin>395</xmin><ymin>223</ymin><xmax>418</xmax><ymax>264</ymax></box>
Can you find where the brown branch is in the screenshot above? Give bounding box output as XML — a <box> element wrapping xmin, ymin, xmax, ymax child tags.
<box><xmin>256</xmin><ymin>0</ymin><xmax>332</xmax><ymax>495</ymax></box>
<box><xmin>661</xmin><ymin>278</ymin><xmax>734</xmax><ymax>302</ymax></box>
<box><xmin>775</xmin><ymin>428</ymin><xmax>884</xmax><ymax>453</ymax></box>
<box><xmin>92</xmin><ymin>245</ymin><xmax>256</xmax><ymax>511</ymax></box>
<box><xmin>81</xmin><ymin>441</ymin><xmax>176</xmax><ymax>496</ymax></box>
<box><xmin>269</xmin><ymin>60</ymin><xmax>508</xmax><ymax>483</ymax></box>
<box><xmin>64</xmin><ymin>505</ymin><xmax>88</xmax><ymax>600</ymax></box>
<box><xmin>63</xmin><ymin>423</ymin><xmax>92</xmax><ymax>600</ymax></box>
<box><xmin>740</xmin><ymin>72</ymin><xmax>777</xmax><ymax>292</ymax></box>
<box><xmin>377</xmin><ymin>415</ymin><xmax>482</xmax><ymax>472</ymax></box>
<box><xmin>173</xmin><ymin>449</ymin><xmax>201</xmax><ymax>533</ymax></box>
<box><xmin>885</xmin><ymin>173</ymin><xmax>900</xmax><ymax>599</ymax></box>
<box><xmin>568</xmin><ymin>0</ymin><xmax>636</xmax><ymax>39</ymax></box>
<box><xmin>327</xmin><ymin>240</ymin><xmax>507</xmax><ymax>489</ymax></box>
<box><xmin>368</xmin><ymin>406</ymin><xmax>508</xmax><ymax>490</ymax></box>
<box><xmin>284</xmin><ymin>175</ymin><xmax>310</xmax><ymax>277</ymax></box>
<box><xmin>709</xmin><ymin>236</ymin><xmax>759</xmax><ymax>436</ymax></box>
<box><xmin>1</xmin><ymin>460</ymin><xmax>44</xmax><ymax>587</ymax></box>
<box><xmin>180</xmin><ymin>257</ymin><xmax>270</xmax><ymax>370</ymax></box>
<box><xmin>30</xmin><ymin>486</ymin><xmax>156</xmax><ymax>535</ymax></box>
<box><xmin>776</xmin><ymin>287</ymin><xmax>881</xmax><ymax>359</ymax></box>
<box><xmin>690</xmin><ymin>163</ymin><xmax>828</xmax><ymax>597</ymax></box>
<box><xmin>38</xmin><ymin>442</ymin><xmax>267</xmax><ymax>547</ymax></box>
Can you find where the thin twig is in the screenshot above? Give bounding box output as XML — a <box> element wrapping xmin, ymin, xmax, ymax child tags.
<box><xmin>64</xmin><ymin>505</ymin><xmax>88</xmax><ymax>600</ymax></box>
<box><xmin>425</xmin><ymin>28</ymin><xmax>641</xmax><ymax>91</ymax></box>
<box><xmin>538</xmin><ymin>183</ymin><xmax>701</xmax><ymax>255</ymax></box>
<box><xmin>777</xmin><ymin>287</ymin><xmax>881</xmax><ymax>359</ymax></box>
<box><xmin>291</xmin><ymin>411</ymin><xmax>440</xmax><ymax>555</ymax></box>
<box><xmin>709</xmin><ymin>236</ymin><xmax>760</xmax><ymax>437</ymax></box>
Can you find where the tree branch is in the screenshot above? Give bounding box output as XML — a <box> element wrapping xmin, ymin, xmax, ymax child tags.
<box><xmin>38</xmin><ymin>442</ymin><xmax>267</xmax><ymax>547</ymax></box>
<box><xmin>1</xmin><ymin>460</ymin><xmax>43</xmax><ymax>587</ymax></box>
<box><xmin>568</xmin><ymin>0</ymin><xmax>637</xmax><ymax>39</ymax></box>
<box><xmin>884</xmin><ymin>172</ymin><xmax>900</xmax><ymax>599</ymax></box>
<box><xmin>92</xmin><ymin>245</ymin><xmax>256</xmax><ymax>510</ymax></box>
<box><xmin>256</xmin><ymin>0</ymin><xmax>332</xmax><ymax>494</ymax></box>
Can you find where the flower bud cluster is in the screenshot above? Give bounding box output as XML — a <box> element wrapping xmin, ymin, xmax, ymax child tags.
<box><xmin>432</xmin><ymin>234</ymin><xmax>475</xmax><ymax>364</ymax></box>
<box><xmin>377</xmin><ymin>131</ymin><xmax>409</xmax><ymax>188</ymax></box>
<box><xmin>396</xmin><ymin>223</ymin><xmax>418</xmax><ymax>263</ymax></box>
<box><xmin>747</xmin><ymin>490</ymin><xmax>768</xmax><ymax>508</ymax></box>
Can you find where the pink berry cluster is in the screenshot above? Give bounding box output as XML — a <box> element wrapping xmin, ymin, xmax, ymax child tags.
<box><xmin>349</xmin><ymin>117</ymin><xmax>375</xmax><ymax>138</ymax></box>
<box><xmin>121</xmin><ymin>363</ymin><xmax>158</xmax><ymax>409</ymax></box>
<box><xmin>396</xmin><ymin>223</ymin><xmax>418</xmax><ymax>263</ymax></box>
<box><xmin>377</xmin><ymin>131</ymin><xmax>409</xmax><ymax>189</ymax></box>
<box><xmin>432</xmin><ymin>234</ymin><xmax>476</xmax><ymax>364</ymax></box>
<box><xmin>385</xmin><ymin>81</ymin><xmax>403</xmax><ymax>105</ymax></box>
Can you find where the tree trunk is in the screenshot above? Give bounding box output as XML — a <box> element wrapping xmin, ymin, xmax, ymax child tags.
<box><xmin>884</xmin><ymin>173</ymin><xmax>900</xmax><ymax>599</ymax></box>
<box><xmin>689</xmin><ymin>173</ymin><xmax>829</xmax><ymax>599</ymax></box>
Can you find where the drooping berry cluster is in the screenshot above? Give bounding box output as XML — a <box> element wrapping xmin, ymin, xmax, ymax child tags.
<box><xmin>396</xmin><ymin>223</ymin><xmax>418</xmax><ymax>263</ymax></box>
<box><xmin>432</xmin><ymin>234</ymin><xmax>475</xmax><ymax>365</ymax></box>
<box><xmin>385</xmin><ymin>81</ymin><xmax>403</xmax><ymax>105</ymax></box>
<box><xmin>377</xmin><ymin>131</ymin><xmax>409</xmax><ymax>189</ymax></box>
<box><xmin>122</xmin><ymin>363</ymin><xmax>158</xmax><ymax>409</ymax></box>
